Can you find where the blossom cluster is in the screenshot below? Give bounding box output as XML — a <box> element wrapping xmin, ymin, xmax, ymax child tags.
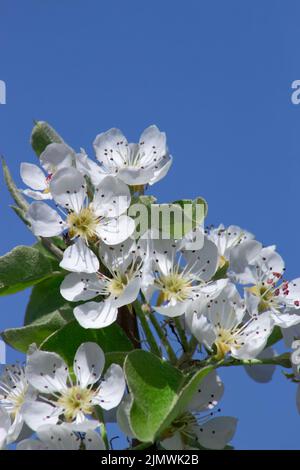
<box><xmin>1</xmin><ymin>124</ymin><xmax>300</xmax><ymax>450</ymax></box>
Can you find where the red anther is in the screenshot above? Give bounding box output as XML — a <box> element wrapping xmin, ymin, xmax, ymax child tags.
<box><xmin>46</xmin><ymin>173</ymin><xmax>53</xmax><ymax>183</ymax></box>
<box><xmin>274</xmin><ymin>289</ymin><xmax>280</xmax><ymax>296</ymax></box>
<box><xmin>294</xmin><ymin>300</ymin><xmax>300</xmax><ymax>307</ymax></box>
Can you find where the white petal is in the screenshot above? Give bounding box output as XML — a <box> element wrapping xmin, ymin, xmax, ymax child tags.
<box><xmin>93</xmin><ymin>364</ymin><xmax>125</xmax><ymax>410</ymax></box>
<box><xmin>40</xmin><ymin>142</ymin><xmax>74</xmax><ymax>173</ymax></box>
<box><xmin>272</xmin><ymin>311</ymin><xmax>300</xmax><ymax>329</ymax></box>
<box><xmin>244</xmin><ymin>347</ymin><xmax>276</xmax><ymax>383</ymax></box>
<box><xmin>96</xmin><ymin>215</ymin><xmax>135</xmax><ymax>245</ymax></box>
<box><xmin>17</xmin><ymin>439</ymin><xmax>48</xmax><ymax>450</ymax></box>
<box><xmin>22</xmin><ymin>401</ymin><xmax>59</xmax><ymax>431</ymax></box>
<box><xmin>149</xmin><ymin>154</ymin><xmax>173</xmax><ymax>185</ymax></box>
<box><xmin>59</xmin><ymin>238</ymin><xmax>99</xmax><ymax>273</ymax></box>
<box><xmin>74</xmin><ymin>300</ymin><xmax>118</xmax><ymax>329</ymax></box>
<box><xmin>26</xmin><ymin>349</ymin><xmax>68</xmax><ymax>393</ymax></box>
<box><xmin>84</xmin><ymin>430</ymin><xmax>106</xmax><ymax>450</ymax></box>
<box><xmin>232</xmin><ymin>313</ymin><xmax>274</xmax><ymax>360</ymax></box>
<box><xmin>60</xmin><ymin>272</ymin><xmax>104</xmax><ymax>301</ymax></box>
<box><xmin>161</xmin><ymin>432</ymin><xmax>184</xmax><ymax>450</ymax></box>
<box><xmin>50</xmin><ymin>167</ymin><xmax>86</xmax><ymax>212</ymax></box>
<box><xmin>92</xmin><ymin>176</ymin><xmax>131</xmax><ymax>217</ymax></box>
<box><xmin>186</xmin><ymin>311</ymin><xmax>216</xmax><ymax>348</ymax></box>
<box><xmin>188</xmin><ymin>371</ymin><xmax>224</xmax><ymax>412</ymax></box>
<box><xmin>99</xmin><ymin>237</ymin><xmax>138</xmax><ymax>272</ymax></box>
<box><xmin>182</xmin><ymin>236</ymin><xmax>219</xmax><ymax>281</ymax></box>
<box><xmin>93</xmin><ymin>128</ymin><xmax>129</xmax><ymax>168</ymax></box>
<box><xmin>154</xmin><ymin>301</ymin><xmax>188</xmax><ymax>318</ymax></box>
<box><xmin>74</xmin><ymin>342</ymin><xmax>105</xmax><ymax>388</ymax></box>
<box><xmin>75</xmin><ymin>150</ymin><xmax>107</xmax><ymax>186</ymax></box>
<box><xmin>37</xmin><ymin>424</ymin><xmax>81</xmax><ymax>450</ymax></box>
<box><xmin>196</xmin><ymin>416</ymin><xmax>237</xmax><ymax>450</ymax></box>
<box><xmin>112</xmin><ymin>277</ymin><xmax>141</xmax><ymax>308</ymax></box>
<box><xmin>20</xmin><ymin>163</ymin><xmax>47</xmax><ymax>190</ymax></box>
<box><xmin>22</xmin><ymin>188</ymin><xmax>52</xmax><ymax>200</ymax></box>
<box><xmin>116</xmin><ymin>395</ymin><xmax>135</xmax><ymax>438</ymax></box>
<box><xmin>27</xmin><ymin>202</ymin><xmax>64</xmax><ymax>237</ymax></box>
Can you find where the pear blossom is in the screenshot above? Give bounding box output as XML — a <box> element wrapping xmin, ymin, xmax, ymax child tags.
<box><xmin>16</xmin><ymin>425</ymin><xmax>105</xmax><ymax>450</ymax></box>
<box><xmin>207</xmin><ymin>224</ymin><xmax>254</xmax><ymax>271</ymax></box>
<box><xmin>26</xmin><ymin>167</ymin><xmax>135</xmax><ymax>273</ymax></box>
<box><xmin>160</xmin><ymin>372</ymin><xmax>237</xmax><ymax>450</ymax></box>
<box><xmin>20</xmin><ymin>143</ymin><xmax>74</xmax><ymax>200</ymax></box>
<box><xmin>186</xmin><ymin>283</ymin><xmax>274</xmax><ymax>360</ymax></box>
<box><xmin>141</xmin><ymin>234</ymin><xmax>227</xmax><ymax>318</ymax></box>
<box><xmin>0</xmin><ymin>364</ymin><xmax>36</xmax><ymax>443</ymax></box>
<box><xmin>60</xmin><ymin>241</ymin><xmax>142</xmax><ymax>329</ymax></box>
<box><xmin>22</xmin><ymin>343</ymin><xmax>126</xmax><ymax>432</ymax></box>
<box><xmin>87</xmin><ymin>125</ymin><xmax>172</xmax><ymax>187</ymax></box>
<box><xmin>232</xmin><ymin>244</ymin><xmax>300</xmax><ymax>328</ymax></box>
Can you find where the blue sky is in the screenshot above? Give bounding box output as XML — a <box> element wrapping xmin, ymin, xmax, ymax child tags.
<box><xmin>0</xmin><ymin>0</ymin><xmax>300</xmax><ymax>449</ymax></box>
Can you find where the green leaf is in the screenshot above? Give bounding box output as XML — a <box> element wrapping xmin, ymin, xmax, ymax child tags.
<box><xmin>1</xmin><ymin>311</ymin><xmax>68</xmax><ymax>353</ymax></box>
<box><xmin>0</xmin><ymin>246</ymin><xmax>57</xmax><ymax>296</ymax></box>
<box><xmin>104</xmin><ymin>351</ymin><xmax>129</xmax><ymax>371</ymax></box>
<box><xmin>2</xmin><ymin>158</ymin><xmax>29</xmax><ymax>212</ymax></box>
<box><xmin>24</xmin><ymin>274</ymin><xmax>68</xmax><ymax>325</ymax></box>
<box><xmin>41</xmin><ymin>320</ymin><xmax>133</xmax><ymax>366</ymax></box>
<box><xmin>31</xmin><ymin>121</ymin><xmax>64</xmax><ymax>156</ymax></box>
<box><xmin>266</xmin><ymin>325</ymin><xmax>283</xmax><ymax>348</ymax></box>
<box><xmin>125</xmin><ymin>350</ymin><xmax>214</xmax><ymax>443</ymax></box>
<box><xmin>125</xmin><ymin>350</ymin><xmax>184</xmax><ymax>442</ymax></box>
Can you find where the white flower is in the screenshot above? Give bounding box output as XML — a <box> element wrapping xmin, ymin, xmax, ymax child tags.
<box><xmin>22</xmin><ymin>342</ymin><xmax>126</xmax><ymax>432</ymax></box>
<box><xmin>128</xmin><ymin>371</ymin><xmax>236</xmax><ymax>450</ymax></box>
<box><xmin>0</xmin><ymin>364</ymin><xmax>36</xmax><ymax>443</ymax></box>
<box><xmin>186</xmin><ymin>283</ymin><xmax>274</xmax><ymax>360</ymax></box>
<box><xmin>20</xmin><ymin>143</ymin><xmax>74</xmax><ymax>200</ymax></box>
<box><xmin>26</xmin><ymin>167</ymin><xmax>135</xmax><ymax>273</ymax></box>
<box><xmin>0</xmin><ymin>407</ymin><xmax>11</xmax><ymax>450</ymax></box>
<box><xmin>207</xmin><ymin>224</ymin><xmax>254</xmax><ymax>270</ymax></box>
<box><xmin>232</xmin><ymin>245</ymin><xmax>300</xmax><ymax>328</ymax></box>
<box><xmin>90</xmin><ymin>125</ymin><xmax>172</xmax><ymax>186</ymax></box>
<box><xmin>16</xmin><ymin>425</ymin><xmax>105</xmax><ymax>450</ymax></box>
<box><xmin>141</xmin><ymin>234</ymin><xmax>226</xmax><ymax>318</ymax></box>
<box><xmin>60</xmin><ymin>241</ymin><xmax>142</xmax><ymax>329</ymax></box>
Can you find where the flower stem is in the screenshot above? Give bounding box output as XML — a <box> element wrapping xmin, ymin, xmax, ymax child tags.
<box><xmin>134</xmin><ymin>301</ymin><xmax>161</xmax><ymax>357</ymax></box>
<box><xmin>149</xmin><ymin>312</ymin><xmax>177</xmax><ymax>364</ymax></box>
<box><xmin>173</xmin><ymin>317</ymin><xmax>189</xmax><ymax>352</ymax></box>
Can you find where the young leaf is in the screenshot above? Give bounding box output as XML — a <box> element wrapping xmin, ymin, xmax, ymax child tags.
<box><xmin>40</xmin><ymin>320</ymin><xmax>133</xmax><ymax>366</ymax></box>
<box><xmin>0</xmin><ymin>246</ymin><xmax>57</xmax><ymax>296</ymax></box>
<box><xmin>1</xmin><ymin>311</ymin><xmax>67</xmax><ymax>353</ymax></box>
<box><xmin>24</xmin><ymin>274</ymin><xmax>68</xmax><ymax>325</ymax></box>
<box><xmin>30</xmin><ymin>121</ymin><xmax>64</xmax><ymax>156</ymax></box>
<box><xmin>124</xmin><ymin>350</ymin><xmax>184</xmax><ymax>442</ymax></box>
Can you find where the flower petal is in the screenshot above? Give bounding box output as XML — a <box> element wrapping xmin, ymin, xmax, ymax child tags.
<box><xmin>26</xmin><ymin>350</ymin><xmax>68</xmax><ymax>393</ymax></box>
<box><xmin>93</xmin><ymin>128</ymin><xmax>129</xmax><ymax>168</ymax></box>
<box><xmin>93</xmin><ymin>364</ymin><xmax>125</xmax><ymax>410</ymax></box>
<box><xmin>27</xmin><ymin>202</ymin><xmax>64</xmax><ymax>237</ymax></box>
<box><xmin>187</xmin><ymin>370</ymin><xmax>224</xmax><ymax>412</ymax></box>
<box><xmin>20</xmin><ymin>163</ymin><xmax>47</xmax><ymax>190</ymax></box>
<box><xmin>36</xmin><ymin>425</ymin><xmax>81</xmax><ymax>450</ymax></box>
<box><xmin>111</xmin><ymin>277</ymin><xmax>141</xmax><ymax>308</ymax></box>
<box><xmin>59</xmin><ymin>238</ymin><xmax>99</xmax><ymax>273</ymax></box>
<box><xmin>60</xmin><ymin>272</ymin><xmax>105</xmax><ymax>301</ymax></box>
<box><xmin>22</xmin><ymin>188</ymin><xmax>52</xmax><ymax>200</ymax></box>
<box><xmin>74</xmin><ymin>300</ymin><xmax>118</xmax><ymax>329</ymax></box>
<box><xmin>74</xmin><ymin>342</ymin><xmax>105</xmax><ymax>388</ymax></box>
<box><xmin>22</xmin><ymin>401</ymin><xmax>59</xmax><ymax>431</ymax></box>
<box><xmin>96</xmin><ymin>215</ymin><xmax>135</xmax><ymax>245</ymax></box>
<box><xmin>84</xmin><ymin>430</ymin><xmax>106</xmax><ymax>450</ymax></box>
<box><xmin>50</xmin><ymin>167</ymin><xmax>86</xmax><ymax>212</ymax></box>
<box><xmin>92</xmin><ymin>176</ymin><xmax>131</xmax><ymax>217</ymax></box>
<box><xmin>40</xmin><ymin>143</ymin><xmax>74</xmax><ymax>173</ymax></box>
<box><xmin>196</xmin><ymin>416</ymin><xmax>237</xmax><ymax>450</ymax></box>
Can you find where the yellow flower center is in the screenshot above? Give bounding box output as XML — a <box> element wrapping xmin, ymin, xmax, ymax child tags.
<box><xmin>157</xmin><ymin>273</ymin><xmax>191</xmax><ymax>304</ymax></box>
<box><xmin>214</xmin><ymin>328</ymin><xmax>239</xmax><ymax>360</ymax></box>
<box><xmin>107</xmin><ymin>274</ymin><xmax>127</xmax><ymax>297</ymax></box>
<box><xmin>7</xmin><ymin>383</ymin><xmax>28</xmax><ymax>419</ymax></box>
<box><xmin>57</xmin><ymin>386</ymin><xmax>95</xmax><ymax>422</ymax></box>
<box><xmin>247</xmin><ymin>284</ymin><xmax>274</xmax><ymax>312</ymax></box>
<box><xmin>67</xmin><ymin>207</ymin><xmax>99</xmax><ymax>241</ymax></box>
